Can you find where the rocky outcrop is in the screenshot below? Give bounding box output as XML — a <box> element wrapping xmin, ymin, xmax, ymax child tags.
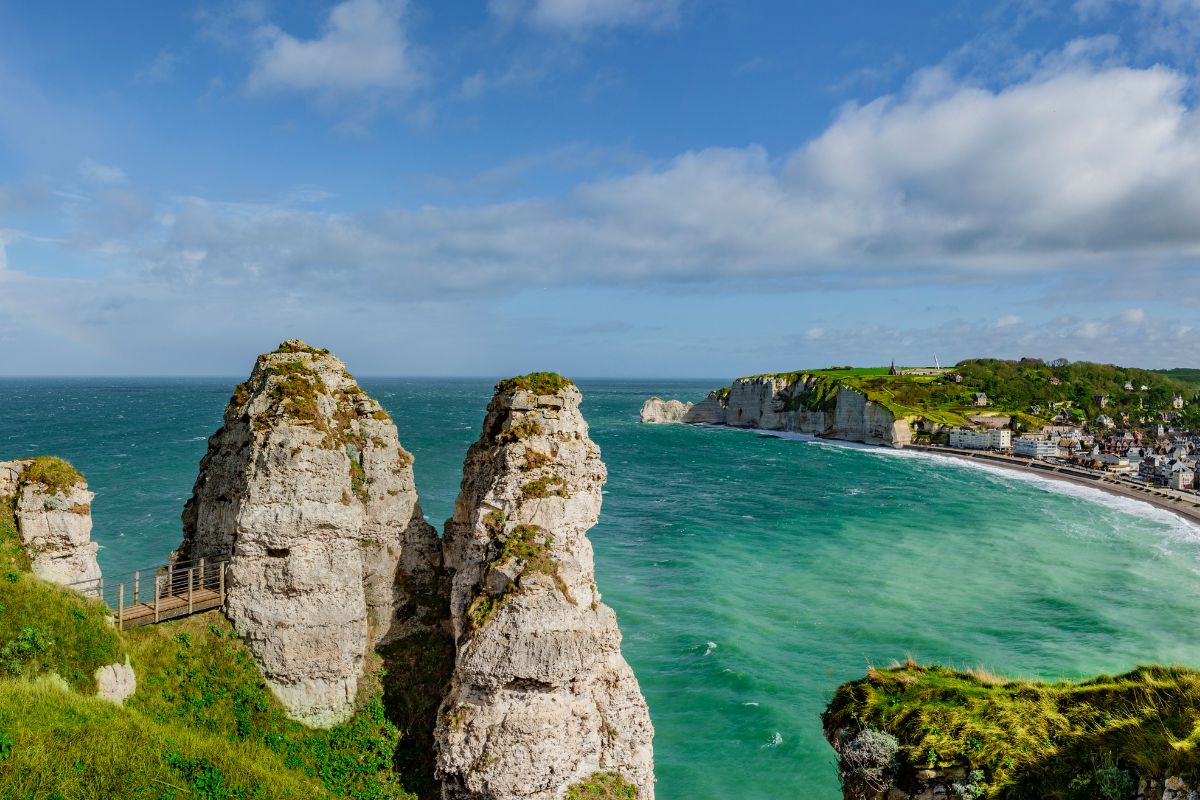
<box><xmin>436</xmin><ymin>374</ymin><xmax>654</xmax><ymax>800</ymax></box>
<box><xmin>638</xmin><ymin>397</ymin><xmax>693</xmax><ymax>423</ymax></box>
<box><xmin>681</xmin><ymin>375</ymin><xmax>913</xmax><ymax>447</ymax></box>
<box><xmin>95</xmin><ymin>658</ymin><xmax>137</xmax><ymax>704</ymax></box>
<box><xmin>178</xmin><ymin>340</ymin><xmax>442</xmax><ymax>727</ymax></box>
<box><xmin>0</xmin><ymin>458</ymin><xmax>102</xmax><ymax>591</ymax></box>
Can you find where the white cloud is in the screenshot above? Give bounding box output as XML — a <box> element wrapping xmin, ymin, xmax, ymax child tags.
<box><xmin>247</xmin><ymin>0</ymin><xmax>420</xmax><ymax>94</ymax></box>
<box><xmin>40</xmin><ymin>58</ymin><xmax>1198</xmax><ymax>307</ymax></box>
<box><xmin>1120</xmin><ymin>307</ymin><xmax>1146</xmax><ymax>324</ymax></box>
<box><xmin>490</xmin><ymin>0</ymin><xmax>683</xmax><ymax>31</ymax></box>
<box><xmin>79</xmin><ymin>158</ymin><xmax>127</xmax><ymax>184</ymax></box>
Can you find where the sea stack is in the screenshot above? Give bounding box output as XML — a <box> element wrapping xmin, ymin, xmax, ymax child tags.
<box><xmin>178</xmin><ymin>340</ymin><xmax>442</xmax><ymax>727</ymax></box>
<box><xmin>436</xmin><ymin>373</ymin><xmax>655</xmax><ymax>800</ymax></box>
<box><xmin>0</xmin><ymin>457</ymin><xmax>102</xmax><ymax>590</ymax></box>
<box><xmin>638</xmin><ymin>397</ymin><xmax>694</xmax><ymax>423</ymax></box>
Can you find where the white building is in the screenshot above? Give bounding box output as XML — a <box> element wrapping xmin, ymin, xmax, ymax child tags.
<box><xmin>1013</xmin><ymin>437</ymin><xmax>1059</xmax><ymax>459</ymax></box>
<box><xmin>949</xmin><ymin>428</ymin><xmax>1012</xmax><ymax>451</ymax></box>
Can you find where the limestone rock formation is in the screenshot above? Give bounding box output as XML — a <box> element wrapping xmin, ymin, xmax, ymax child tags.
<box><xmin>437</xmin><ymin>374</ymin><xmax>655</xmax><ymax>800</ymax></box>
<box><xmin>682</xmin><ymin>376</ymin><xmax>913</xmax><ymax>446</ymax></box>
<box><xmin>95</xmin><ymin>658</ymin><xmax>137</xmax><ymax>704</ymax></box>
<box><xmin>638</xmin><ymin>397</ymin><xmax>693</xmax><ymax>423</ymax></box>
<box><xmin>0</xmin><ymin>458</ymin><xmax>102</xmax><ymax>591</ymax></box>
<box><xmin>178</xmin><ymin>340</ymin><xmax>442</xmax><ymax>727</ymax></box>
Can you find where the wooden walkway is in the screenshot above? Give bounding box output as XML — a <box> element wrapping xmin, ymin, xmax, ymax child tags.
<box><xmin>69</xmin><ymin>555</ymin><xmax>230</xmax><ymax>630</ymax></box>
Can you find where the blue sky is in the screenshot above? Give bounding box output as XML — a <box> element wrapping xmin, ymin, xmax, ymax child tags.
<box><xmin>1</xmin><ymin>0</ymin><xmax>1198</xmax><ymax>377</ymax></box>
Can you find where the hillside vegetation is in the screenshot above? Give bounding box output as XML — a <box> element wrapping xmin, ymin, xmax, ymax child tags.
<box><xmin>825</xmin><ymin>661</ymin><xmax>1200</xmax><ymax>799</ymax></box>
<box><xmin>0</xmin><ymin>516</ymin><xmax>424</xmax><ymax>799</ymax></box>
<box><xmin>735</xmin><ymin>358</ymin><xmax>1199</xmax><ymax>431</ymax></box>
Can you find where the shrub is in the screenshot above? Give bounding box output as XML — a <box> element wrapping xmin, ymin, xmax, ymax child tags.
<box><xmin>838</xmin><ymin>728</ymin><xmax>899</xmax><ymax>795</ymax></box>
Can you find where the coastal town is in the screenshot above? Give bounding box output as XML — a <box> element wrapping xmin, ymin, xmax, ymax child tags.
<box><xmin>909</xmin><ymin>362</ymin><xmax>1200</xmax><ymax>499</ymax></box>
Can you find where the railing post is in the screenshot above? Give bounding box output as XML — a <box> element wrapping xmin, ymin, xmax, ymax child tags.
<box><xmin>188</xmin><ymin>568</ymin><xmax>194</xmax><ymax>614</ymax></box>
<box><xmin>166</xmin><ymin>563</ymin><xmax>174</xmax><ymax>599</ymax></box>
<box><xmin>219</xmin><ymin>561</ymin><xmax>226</xmax><ymax>604</ymax></box>
<box><xmin>118</xmin><ymin>583</ymin><xmax>124</xmax><ymax>631</ymax></box>
<box><xmin>133</xmin><ymin>570</ymin><xmax>140</xmax><ymax>605</ymax></box>
<box><xmin>199</xmin><ymin>557</ymin><xmax>206</xmax><ymax>588</ymax></box>
<box><xmin>154</xmin><ymin>575</ymin><xmax>160</xmax><ymax>623</ymax></box>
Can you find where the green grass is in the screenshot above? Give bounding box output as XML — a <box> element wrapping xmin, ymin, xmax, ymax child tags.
<box><xmin>20</xmin><ymin>456</ymin><xmax>83</xmax><ymax>495</ymax></box>
<box><xmin>494</xmin><ymin>372</ymin><xmax>574</xmax><ymax>395</ymax></box>
<box><xmin>824</xmin><ymin>662</ymin><xmax>1200</xmax><ymax>799</ymax></box>
<box><xmin>0</xmin><ymin>678</ymin><xmax>337</xmax><ymax>800</ymax></box>
<box><xmin>565</xmin><ymin>771</ymin><xmax>638</xmax><ymax>800</ymax></box>
<box><xmin>124</xmin><ymin>614</ymin><xmax>413</xmax><ymax>800</ymax></box>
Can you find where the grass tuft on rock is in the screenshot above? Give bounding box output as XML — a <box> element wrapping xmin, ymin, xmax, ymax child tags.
<box><xmin>565</xmin><ymin>771</ymin><xmax>638</xmax><ymax>800</ymax></box>
<box><xmin>824</xmin><ymin>662</ymin><xmax>1200</xmax><ymax>798</ymax></box>
<box><xmin>519</xmin><ymin>475</ymin><xmax>567</xmax><ymax>500</ymax></box>
<box><xmin>20</xmin><ymin>457</ymin><xmax>83</xmax><ymax>495</ymax></box>
<box><xmin>274</xmin><ymin>340</ymin><xmax>330</xmax><ymax>356</ymax></box>
<box><xmin>497</xmin><ymin>419</ymin><xmax>541</xmax><ymax>444</ymax></box>
<box><xmin>494</xmin><ymin>373</ymin><xmax>574</xmax><ymax>396</ymax></box>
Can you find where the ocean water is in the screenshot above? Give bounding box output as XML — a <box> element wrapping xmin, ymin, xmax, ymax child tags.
<box><xmin>4</xmin><ymin>377</ymin><xmax>1200</xmax><ymax>799</ymax></box>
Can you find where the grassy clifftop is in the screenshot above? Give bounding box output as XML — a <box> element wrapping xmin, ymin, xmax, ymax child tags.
<box><xmin>723</xmin><ymin>358</ymin><xmax>1200</xmax><ymax>430</ymax></box>
<box><xmin>825</xmin><ymin>661</ymin><xmax>1200</xmax><ymax>799</ymax></box>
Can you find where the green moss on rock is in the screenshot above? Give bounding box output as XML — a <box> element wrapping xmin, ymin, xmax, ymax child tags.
<box><xmin>495</xmin><ymin>372</ymin><xmax>574</xmax><ymax>396</ymax></box>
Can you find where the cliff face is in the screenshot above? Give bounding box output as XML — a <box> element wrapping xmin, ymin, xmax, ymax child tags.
<box><xmin>0</xmin><ymin>458</ymin><xmax>101</xmax><ymax>590</ymax></box>
<box><xmin>178</xmin><ymin>340</ymin><xmax>442</xmax><ymax>727</ymax></box>
<box><xmin>437</xmin><ymin>375</ymin><xmax>655</xmax><ymax>800</ymax></box>
<box><xmin>681</xmin><ymin>375</ymin><xmax>912</xmax><ymax>446</ymax></box>
<box><xmin>638</xmin><ymin>397</ymin><xmax>693</xmax><ymax>424</ymax></box>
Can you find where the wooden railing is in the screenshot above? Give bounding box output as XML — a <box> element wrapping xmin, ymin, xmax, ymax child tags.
<box><xmin>69</xmin><ymin>555</ymin><xmax>231</xmax><ymax>630</ymax></box>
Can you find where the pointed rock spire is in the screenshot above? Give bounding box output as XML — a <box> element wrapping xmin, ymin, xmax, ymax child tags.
<box><xmin>179</xmin><ymin>340</ymin><xmax>442</xmax><ymax>727</ymax></box>
<box><xmin>436</xmin><ymin>373</ymin><xmax>655</xmax><ymax>799</ymax></box>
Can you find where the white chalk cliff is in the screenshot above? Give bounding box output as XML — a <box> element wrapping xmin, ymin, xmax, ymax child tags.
<box><xmin>0</xmin><ymin>458</ymin><xmax>102</xmax><ymax>590</ymax></box>
<box><xmin>437</xmin><ymin>376</ymin><xmax>655</xmax><ymax>800</ymax></box>
<box><xmin>680</xmin><ymin>375</ymin><xmax>913</xmax><ymax>446</ymax></box>
<box><xmin>638</xmin><ymin>397</ymin><xmax>693</xmax><ymax>423</ymax></box>
<box><xmin>178</xmin><ymin>340</ymin><xmax>442</xmax><ymax>727</ymax></box>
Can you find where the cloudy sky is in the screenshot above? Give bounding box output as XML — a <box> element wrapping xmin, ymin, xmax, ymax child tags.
<box><xmin>1</xmin><ymin>0</ymin><xmax>1198</xmax><ymax>377</ymax></box>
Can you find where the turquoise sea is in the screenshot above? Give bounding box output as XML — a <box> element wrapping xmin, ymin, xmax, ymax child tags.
<box><xmin>4</xmin><ymin>377</ymin><xmax>1200</xmax><ymax>799</ymax></box>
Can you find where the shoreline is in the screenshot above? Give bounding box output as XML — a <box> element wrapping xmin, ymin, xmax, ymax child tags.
<box><xmin>691</xmin><ymin>423</ymin><xmax>1200</xmax><ymax>528</ymax></box>
<box><xmin>901</xmin><ymin>443</ymin><xmax>1200</xmax><ymax>527</ymax></box>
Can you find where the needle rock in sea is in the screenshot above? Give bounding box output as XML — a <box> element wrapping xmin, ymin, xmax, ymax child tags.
<box><xmin>437</xmin><ymin>373</ymin><xmax>655</xmax><ymax>800</ymax></box>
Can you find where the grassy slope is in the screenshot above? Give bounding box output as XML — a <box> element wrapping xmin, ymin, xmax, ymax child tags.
<box><xmin>0</xmin><ymin>496</ymin><xmax>420</xmax><ymax>800</ymax></box>
<box><xmin>0</xmin><ymin>496</ymin><xmax>125</xmax><ymax>692</ymax></box>
<box><xmin>825</xmin><ymin>662</ymin><xmax>1200</xmax><ymax>799</ymax></box>
<box><xmin>0</xmin><ymin>679</ymin><xmax>333</xmax><ymax>800</ymax></box>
